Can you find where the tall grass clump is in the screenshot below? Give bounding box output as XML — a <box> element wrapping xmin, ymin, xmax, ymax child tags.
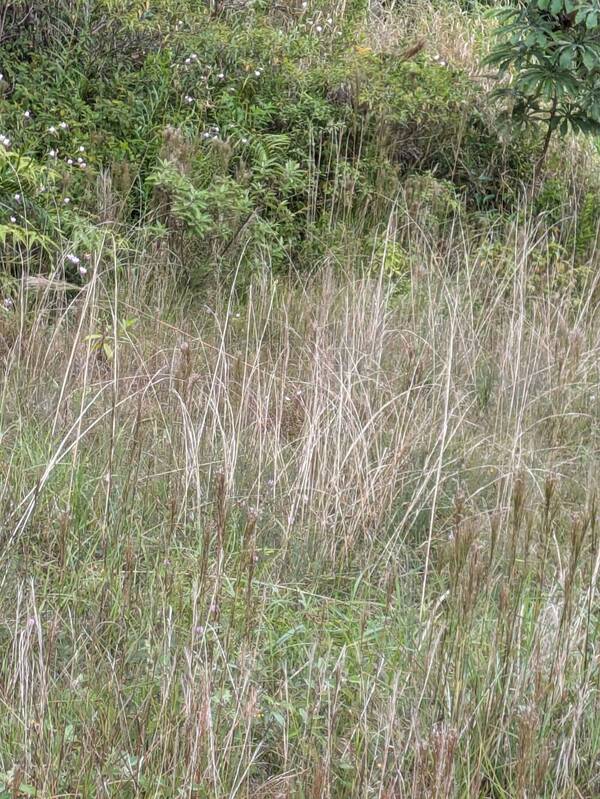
<box><xmin>1</xmin><ymin>198</ymin><xmax>599</xmax><ymax>796</ymax></box>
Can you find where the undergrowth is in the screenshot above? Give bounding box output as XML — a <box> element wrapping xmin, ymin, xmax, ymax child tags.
<box><xmin>0</xmin><ymin>2</ymin><xmax>599</xmax><ymax>798</ymax></box>
<box><xmin>1</xmin><ymin>209</ymin><xmax>599</xmax><ymax>797</ymax></box>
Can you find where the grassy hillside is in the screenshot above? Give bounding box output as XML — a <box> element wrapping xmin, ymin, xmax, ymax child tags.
<box><xmin>1</xmin><ymin>1</ymin><xmax>599</xmax><ymax>797</ymax></box>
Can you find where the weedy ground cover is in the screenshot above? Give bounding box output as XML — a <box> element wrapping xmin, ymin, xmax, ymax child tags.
<box><xmin>1</xmin><ymin>210</ymin><xmax>599</xmax><ymax>797</ymax></box>
<box><xmin>1</xmin><ymin>2</ymin><xmax>599</xmax><ymax>797</ymax></box>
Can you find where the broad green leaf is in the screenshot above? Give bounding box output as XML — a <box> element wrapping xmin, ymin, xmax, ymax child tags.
<box><xmin>559</xmin><ymin>48</ymin><xmax>575</xmax><ymax>68</ymax></box>
<box><xmin>582</xmin><ymin>49</ymin><xmax>597</xmax><ymax>70</ymax></box>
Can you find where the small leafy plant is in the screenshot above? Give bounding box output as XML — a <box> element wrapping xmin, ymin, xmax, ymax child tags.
<box><xmin>84</xmin><ymin>316</ymin><xmax>137</xmax><ymax>361</ymax></box>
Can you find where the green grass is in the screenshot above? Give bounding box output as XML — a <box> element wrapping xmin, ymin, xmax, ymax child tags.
<box><xmin>1</xmin><ymin>214</ymin><xmax>599</xmax><ymax>796</ymax></box>
<box><xmin>1</xmin><ymin>2</ymin><xmax>600</xmax><ymax>797</ymax></box>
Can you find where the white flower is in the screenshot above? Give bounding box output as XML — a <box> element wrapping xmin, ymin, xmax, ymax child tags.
<box><xmin>78</xmin><ymin>265</ymin><xmax>88</xmax><ymax>276</ymax></box>
<box><xmin>316</xmin><ymin>25</ymin><xmax>322</xmax><ymax>33</ymax></box>
<box><xmin>185</xmin><ymin>58</ymin><xmax>191</xmax><ymax>64</ymax></box>
<box><xmin>63</xmin><ymin>197</ymin><xmax>71</xmax><ymax>204</ymax></box>
<box><xmin>66</xmin><ymin>253</ymin><xmax>80</xmax><ymax>264</ymax></box>
<box><xmin>67</xmin><ymin>158</ymin><xmax>73</xmax><ymax>165</ymax></box>
<box><xmin>48</xmin><ymin>149</ymin><xmax>57</xmax><ymax>158</ymax></box>
<box><xmin>24</xmin><ymin>110</ymin><xmax>31</xmax><ymax>118</ymax></box>
<box><xmin>59</xmin><ymin>121</ymin><xmax>68</xmax><ymax>129</ymax></box>
<box><xmin>48</xmin><ymin>126</ymin><xmax>57</xmax><ymax>133</ymax></box>
<box><xmin>3</xmin><ymin>297</ymin><xmax>14</xmax><ymax>310</ymax></box>
<box><xmin>217</xmin><ymin>72</ymin><xmax>225</xmax><ymax>79</ymax></box>
<box><xmin>185</xmin><ymin>95</ymin><xmax>194</xmax><ymax>103</ymax></box>
<box><xmin>77</xmin><ymin>156</ymin><xmax>83</xmax><ymax>163</ymax></box>
<box><xmin>14</xmin><ymin>193</ymin><xmax>21</xmax><ymax>202</ymax></box>
<box><xmin>10</xmin><ymin>216</ymin><xmax>16</xmax><ymax>223</ymax></box>
<box><xmin>0</xmin><ymin>134</ymin><xmax>10</xmax><ymax>148</ymax></box>
<box><xmin>241</xmin><ymin>137</ymin><xmax>248</xmax><ymax>144</ymax></box>
<box><xmin>79</xmin><ymin>161</ymin><xmax>86</xmax><ymax>169</ymax></box>
<box><xmin>254</xmin><ymin>69</ymin><xmax>262</xmax><ymax>77</ymax></box>
<box><xmin>327</xmin><ymin>17</ymin><xmax>333</xmax><ymax>23</ymax></box>
<box><xmin>302</xmin><ymin>1</ymin><xmax>307</xmax><ymax>7</ymax></box>
<box><xmin>79</xmin><ymin>145</ymin><xmax>85</xmax><ymax>152</ymax></box>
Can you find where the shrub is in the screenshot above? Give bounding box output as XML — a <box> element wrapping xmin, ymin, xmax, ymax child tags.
<box><xmin>484</xmin><ymin>0</ymin><xmax>600</xmax><ymax>178</ymax></box>
<box><xmin>1</xmin><ymin>0</ymin><xmax>596</xmax><ymax>285</ymax></box>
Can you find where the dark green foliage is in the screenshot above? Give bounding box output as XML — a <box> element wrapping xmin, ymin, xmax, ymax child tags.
<box><xmin>1</xmin><ymin>0</ymin><xmax>598</xmax><ymax>285</ymax></box>
<box><xmin>484</xmin><ymin>0</ymin><xmax>600</xmax><ymax>169</ymax></box>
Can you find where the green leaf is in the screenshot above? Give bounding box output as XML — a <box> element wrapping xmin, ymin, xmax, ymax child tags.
<box><xmin>559</xmin><ymin>48</ymin><xmax>575</xmax><ymax>69</ymax></box>
<box><xmin>269</xmin><ymin>709</ymin><xmax>285</xmax><ymax>728</ymax></box>
<box><xmin>582</xmin><ymin>49</ymin><xmax>597</xmax><ymax>70</ymax></box>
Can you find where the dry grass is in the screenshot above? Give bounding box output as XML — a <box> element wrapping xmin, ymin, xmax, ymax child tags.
<box><xmin>0</xmin><ymin>206</ymin><xmax>599</xmax><ymax>797</ymax></box>
<box><xmin>360</xmin><ymin>0</ymin><xmax>490</xmax><ymax>71</ymax></box>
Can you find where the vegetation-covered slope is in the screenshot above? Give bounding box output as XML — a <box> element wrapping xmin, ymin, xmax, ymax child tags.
<box><xmin>1</xmin><ymin>2</ymin><xmax>599</xmax><ymax>797</ymax></box>
<box><xmin>2</xmin><ymin>0</ymin><xmax>598</xmax><ymax>285</ymax></box>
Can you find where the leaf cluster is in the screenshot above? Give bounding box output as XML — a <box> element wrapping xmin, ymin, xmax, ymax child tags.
<box><xmin>484</xmin><ymin>0</ymin><xmax>600</xmax><ymax>134</ymax></box>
